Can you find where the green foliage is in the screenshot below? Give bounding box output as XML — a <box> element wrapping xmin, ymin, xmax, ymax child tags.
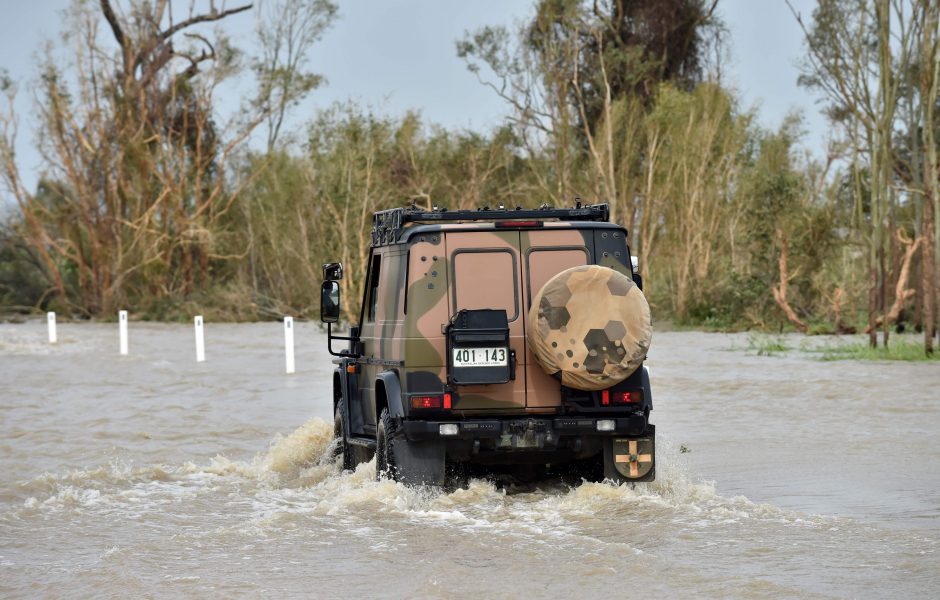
<box><xmin>746</xmin><ymin>334</ymin><xmax>790</xmax><ymax>356</ymax></box>
<box><xmin>682</xmin><ymin>272</ymin><xmax>769</xmax><ymax>330</ymax></box>
<box><xmin>221</xmin><ymin>104</ymin><xmax>535</xmax><ymax>321</ymax></box>
<box><xmin>528</xmin><ymin>0</ymin><xmax>721</xmax><ymax>130</ymax></box>
<box><xmin>0</xmin><ymin>0</ymin><xmax>934</xmax><ymax>346</ymax></box>
<box><xmin>806</xmin><ymin>321</ymin><xmax>837</xmax><ymax>336</ymax></box>
<box><xmin>0</xmin><ymin>221</ymin><xmax>49</xmax><ymax>313</ymax></box>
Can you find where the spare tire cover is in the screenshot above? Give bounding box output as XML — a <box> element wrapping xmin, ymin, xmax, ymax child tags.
<box><xmin>527</xmin><ymin>265</ymin><xmax>651</xmax><ymax>391</ymax></box>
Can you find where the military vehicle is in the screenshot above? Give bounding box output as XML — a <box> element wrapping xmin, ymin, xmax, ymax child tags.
<box><xmin>320</xmin><ymin>203</ymin><xmax>654</xmax><ymax>487</ymax></box>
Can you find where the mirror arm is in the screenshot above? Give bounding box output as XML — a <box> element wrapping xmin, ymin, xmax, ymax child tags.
<box><xmin>327</xmin><ymin>322</ymin><xmax>360</xmax><ymax>357</ymax></box>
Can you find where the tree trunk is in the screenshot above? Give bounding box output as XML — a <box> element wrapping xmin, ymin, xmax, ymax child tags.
<box><xmin>868</xmin><ymin>258</ymin><xmax>878</xmax><ymax>348</ymax></box>
<box><xmin>881</xmin><ymin>243</ymin><xmax>890</xmax><ymax>346</ymax></box>
<box><xmin>924</xmin><ymin>200</ymin><xmax>935</xmax><ymax>354</ymax></box>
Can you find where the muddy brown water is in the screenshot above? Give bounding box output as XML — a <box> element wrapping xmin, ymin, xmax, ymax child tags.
<box><xmin>1</xmin><ymin>322</ymin><xmax>938</xmax><ymax>599</ymax></box>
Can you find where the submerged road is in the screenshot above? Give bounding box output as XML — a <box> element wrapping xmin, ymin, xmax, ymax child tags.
<box><xmin>1</xmin><ymin>322</ymin><xmax>937</xmax><ymax>598</ymax></box>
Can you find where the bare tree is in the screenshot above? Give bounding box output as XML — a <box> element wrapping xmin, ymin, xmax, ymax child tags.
<box><xmin>790</xmin><ymin>0</ymin><xmax>921</xmax><ymax>347</ymax></box>
<box><xmin>457</xmin><ymin>22</ymin><xmax>579</xmax><ymax>202</ymax></box>
<box><xmin>253</xmin><ymin>0</ymin><xmax>337</xmax><ymax>151</ymax></box>
<box><xmin>0</xmin><ymin>0</ymin><xmax>269</xmax><ymax>315</ymax></box>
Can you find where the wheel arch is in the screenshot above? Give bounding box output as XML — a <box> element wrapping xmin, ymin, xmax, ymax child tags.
<box><xmin>641</xmin><ymin>366</ymin><xmax>653</xmax><ymax>411</ymax></box>
<box><xmin>332</xmin><ymin>368</ymin><xmax>344</xmax><ymax>411</ymax></box>
<box><xmin>375</xmin><ymin>370</ymin><xmax>405</xmax><ymax>420</ymax></box>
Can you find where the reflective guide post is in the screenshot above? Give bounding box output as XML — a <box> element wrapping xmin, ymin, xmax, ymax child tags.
<box><xmin>119</xmin><ymin>310</ymin><xmax>128</xmax><ymax>355</ymax></box>
<box><xmin>284</xmin><ymin>316</ymin><xmax>295</xmax><ymax>374</ymax></box>
<box><xmin>47</xmin><ymin>311</ymin><xmax>57</xmax><ymax>344</ymax></box>
<box><xmin>194</xmin><ymin>316</ymin><xmax>205</xmax><ymax>362</ymax></box>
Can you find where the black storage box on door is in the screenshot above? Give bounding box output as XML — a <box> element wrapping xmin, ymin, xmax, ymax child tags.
<box><xmin>446</xmin><ymin>309</ymin><xmax>514</xmax><ymax>385</ymax></box>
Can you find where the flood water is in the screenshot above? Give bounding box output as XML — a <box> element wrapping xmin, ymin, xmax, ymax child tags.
<box><xmin>1</xmin><ymin>321</ymin><xmax>938</xmax><ymax>598</ymax></box>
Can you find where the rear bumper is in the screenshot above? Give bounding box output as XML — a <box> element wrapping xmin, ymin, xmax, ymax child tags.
<box><xmin>395</xmin><ymin>416</ymin><xmax>656</xmax><ymax>483</ymax></box>
<box><xmin>401</xmin><ymin>413</ymin><xmax>648</xmax><ymax>443</ymax></box>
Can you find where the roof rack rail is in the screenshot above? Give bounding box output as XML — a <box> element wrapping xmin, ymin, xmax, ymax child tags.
<box><xmin>371</xmin><ymin>202</ymin><xmax>609</xmax><ymax>245</ymax></box>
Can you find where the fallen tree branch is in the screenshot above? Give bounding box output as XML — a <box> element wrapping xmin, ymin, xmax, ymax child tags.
<box><xmin>865</xmin><ymin>231</ymin><xmax>923</xmax><ymax>333</ymax></box>
<box><xmin>772</xmin><ymin>229</ymin><xmax>808</xmax><ymax>332</ymax></box>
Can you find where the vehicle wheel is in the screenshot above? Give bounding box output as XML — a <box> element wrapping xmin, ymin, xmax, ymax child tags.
<box><xmin>333</xmin><ymin>404</ymin><xmax>353</xmax><ymax>471</ymax></box>
<box><xmin>575</xmin><ymin>454</ymin><xmax>605</xmax><ymax>483</ymax></box>
<box><xmin>445</xmin><ymin>462</ymin><xmax>470</xmax><ymax>492</ymax></box>
<box><xmin>375</xmin><ymin>408</ymin><xmax>400</xmax><ymax>481</ymax></box>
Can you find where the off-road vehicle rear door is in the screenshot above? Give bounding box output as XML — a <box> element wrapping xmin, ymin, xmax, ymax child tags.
<box><xmin>520</xmin><ymin>229</ymin><xmax>592</xmax><ymax>407</ymax></box>
<box><xmin>445</xmin><ymin>230</ymin><xmax>526</xmax><ymax>410</ymax></box>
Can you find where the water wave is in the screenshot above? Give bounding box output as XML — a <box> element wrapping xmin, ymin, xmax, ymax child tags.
<box><xmin>11</xmin><ymin>418</ymin><xmax>819</xmax><ymax>537</ymax></box>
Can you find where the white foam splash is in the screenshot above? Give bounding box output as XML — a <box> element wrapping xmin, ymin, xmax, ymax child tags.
<box><xmin>13</xmin><ymin>418</ymin><xmax>820</xmax><ymax>538</ymax></box>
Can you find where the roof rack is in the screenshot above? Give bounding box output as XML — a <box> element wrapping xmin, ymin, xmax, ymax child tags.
<box><xmin>371</xmin><ymin>202</ymin><xmax>609</xmax><ymax>246</ymax></box>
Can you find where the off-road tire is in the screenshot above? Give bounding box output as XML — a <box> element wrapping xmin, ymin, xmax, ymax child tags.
<box><xmin>444</xmin><ymin>460</ymin><xmax>470</xmax><ymax>492</ymax></box>
<box><xmin>375</xmin><ymin>408</ymin><xmax>400</xmax><ymax>481</ymax></box>
<box><xmin>333</xmin><ymin>404</ymin><xmax>353</xmax><ymax>471</ymax></box>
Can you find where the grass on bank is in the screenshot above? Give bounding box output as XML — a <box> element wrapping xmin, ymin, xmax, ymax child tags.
<box><xmin>738</xmin><ymin>333</ymin><xmax>940</xmax><ymax>361</ymax></box>
<box><xmin>814</xmin><ymin>341</ymin><xmax>940</xmax><ymax>362</ymax></box>
<box><xmin>746</xmin><ymin>334</ymin><xmax>790</xmax><ymax>356</ymax></box>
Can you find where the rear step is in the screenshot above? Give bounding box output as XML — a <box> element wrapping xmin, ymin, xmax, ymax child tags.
<box><xmin>347</xmin><ymin>436</ymin><xmax>377</xmax><ymax>450</ymax></box>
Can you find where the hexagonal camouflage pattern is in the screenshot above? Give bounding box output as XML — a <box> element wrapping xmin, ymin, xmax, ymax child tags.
<box><xmin>527</xmin><ymin>265</ymin><xmax>651</xmax><ymax>391</ymax></box>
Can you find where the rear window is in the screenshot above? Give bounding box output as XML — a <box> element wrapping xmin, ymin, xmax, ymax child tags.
<box><xmin>527</xmin><ymin>248</ymin><xmax>589</xmax><ymax>306</ymax></box>
<box><xmin>453</xmin><ymin>250</ymin><xmax>518</xmax><ymax>321</ymax></box>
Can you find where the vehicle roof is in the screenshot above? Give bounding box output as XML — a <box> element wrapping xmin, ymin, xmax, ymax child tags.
<box><xmin>398</xmin><ymin>221</ymin><xmax>626</xmax><ymax>245</ymax></box>
<box><xmin>370</xmin><ymin>203</ymin><xmax>619</xmax><ymax>247</ymax></box>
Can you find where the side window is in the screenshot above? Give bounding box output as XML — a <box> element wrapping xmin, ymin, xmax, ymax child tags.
<box><xmin>367</xmin><ymin>254</ymin><xmax>382</xmax><ymax>322</ymax></box>
<box><xmin>403</xmin><ymin>250</ymin><xmax>410</xmax><ymax>315</ymax></box>
<box><xmin>453</xmin><ymin>250</ymin><xmax>518</xmax><ymax>320</ymax></box>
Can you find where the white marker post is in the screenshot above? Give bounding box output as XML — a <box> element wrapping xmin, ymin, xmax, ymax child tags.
<box><xmin>47</xmin><ymin>311</ymin><xmax>57</xmax><ymax>344</ymax></box>
<box><xmin>194</xmin><ymin>315</ymin><xmax>205</xmax><ymax>362</ymax></box>
<box><xmin>118</xmin><ymin>310</ymin><xmax>128</xmax><ymax>355</ymax></box>
<box><xmin>284</xmin><ymin>316</ymin><xmax>295</xmax><ymax>374</ymax></box>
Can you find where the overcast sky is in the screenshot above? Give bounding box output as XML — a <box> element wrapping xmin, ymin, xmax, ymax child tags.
<box><xmin>0</xmin><ymin>0</ymin><xmax>824</xmax><ymax>197</ymax></box>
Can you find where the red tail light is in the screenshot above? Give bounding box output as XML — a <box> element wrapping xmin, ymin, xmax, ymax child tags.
<box><xmin>495</xmin><ymin>220</ymin><xmax>543</xmax><ymax>228</ymax></box>
<box><xmin>601</xmin><ymin>390</ymin><xmax>640</xmax><ymax>405</ymax></box>
<box><xmin>443</xmin><ymin>392</ymin><xmax>452</xmax><ymax>409</ymax></box>
<box><xmin>612</xmin><ymin>391</ymin><xmax>638</xmax><ymax>404</ymax></box>
<box><xmin>411</xmin><ymin>395</ymin><xmax>442</xmax><ymax>409</ymax></box>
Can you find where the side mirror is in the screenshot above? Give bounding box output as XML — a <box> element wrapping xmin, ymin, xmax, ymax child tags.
<box><xmin>320</xmin><ymin>280</ymin><xmax>341</xmax><ymax>323</ymax></box>
<box><xmin>323</xmin><ymin>262</ymin><xmax>344</xmax><ymax>281</ymax></box>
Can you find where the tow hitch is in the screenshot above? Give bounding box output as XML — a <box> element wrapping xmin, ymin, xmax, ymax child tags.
<box><xmin>499</xmin><ymin>418</ymin><xmax>557</xmax><ymax>450</ymax></box>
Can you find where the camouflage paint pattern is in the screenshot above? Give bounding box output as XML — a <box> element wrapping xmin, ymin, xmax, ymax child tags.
<box><xmin>360</xmin><ymin>220</ymin><xmax>643</xmax><ymax>413</ymax></box>
<box><xmin>444</xmin><ymin>231</ymin><xmax>526</xmax><ymax>410</ymax></box>
<box><xmin>527</xmin><ymin>265</ymin><xmax>651</xmax><ymax>391</ymax></box>
<box><xmin>358</xmin><ymin>248</ymin><xmax>407</xmax><ymax>425</ymax></box>
<box><xmin>402</xmin><ymin>234</ymin><xmax>449</xmax><ymax>397</ymax></box>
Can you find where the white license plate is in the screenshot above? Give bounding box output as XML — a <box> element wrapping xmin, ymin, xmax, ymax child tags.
<box><xmin>452</xmin><ymin>347</ymin><xmax>508</xmax><ymax>367</ymax></box>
